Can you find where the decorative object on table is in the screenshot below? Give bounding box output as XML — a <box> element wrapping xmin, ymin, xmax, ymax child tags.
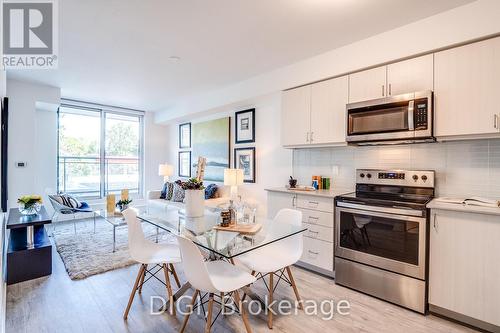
<box><xmin>235</xmin><ymin>108</ymin><xmax>255</xmax><ymax>144</ymax></box>
<box><xmin>116</xmin><ymin>198</ymin><xmax>132</xmax><ymax>212</ymax></box>
<box><xmin>158</xmin><ymin>163</ymin><xmax>174</xmax><ymax>182</ymax></box>
<box><xmin>195</xmin><ymin>156</ymin><xmax>206</xmax><ymax>181</ymax></box>
<box><xmin>220</xmin><ymin>210</ymin><xmax>231</xmax><ymax>227</ymax></box>
<box><xmin>224</xmin><ymin>168</ymin><xmax>244</xmax><ymax>199</ymax></box>
<box><xmin>192</xmin><ymin>117</ymin><xmax>230</xmax><ymax>181</ymax></box>
<box><xmin>241</xmin><ymin>202</ymin><xmax>258</xmax><ymax>224</ymax></box>
<box><xmin>289</xmin><ymin>176</ymin><xmax>297</xmax><ymax>188</ymax></box>
<box><xmin>121</xmin><ymin>189</ymin><xmax>129</xmax><ymax>201</ymax></box>
<box><xmin>234</xmin><ymin>147</ymin><xmax>256</xmax><ymax>183</ymax></box>
<box><xmin>17</xmin><ymin>195</ymin><xmax>42</xmax><ymax>215</ymax></box>
<box><xmin>228</xmin><ymin>200</ymin><xmax>236</xmax><ymax>225</ymax></box>
<box><xmin>178</xmin><ymin>151</ymin><xmax>191</xmax><ymax>177</ymax></box>
<box><xmin>106</xmin><ymin>194</ymin><xmax>116</xmax><ymax>214</ymax></box>
<box><xmin>179</xmin><ymin>122</ymin><xmax>191</xmax><ymax>149</ymax></box>
<box><xmin>213</xmin><ymin>223</ymin><xmax>262</xmax><ymax>235</ymax></box>
<box><xmin>180</xmin><ymin>178</ymin><xmax>205</xmax><ymax>218</ymax></box>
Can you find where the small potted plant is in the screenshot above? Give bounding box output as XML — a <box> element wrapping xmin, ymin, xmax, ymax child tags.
<box><xmin>180</xmin><ymin>178</ymin><xmax>205</xmax><ymax>217</ymax></box>
<box><xmin>116</xmin><ymin>198</ymin><xmax>133</xmax><ymax>212</ymax></box>
<box><xmin>18</xmin><ymin>195</ymin><xmax>43</xmax><ymax>216</ymax></box>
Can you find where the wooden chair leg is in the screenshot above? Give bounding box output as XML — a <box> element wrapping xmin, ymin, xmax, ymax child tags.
<box><xmin>220</xmin><ymin>292</ymin><xmax>225</xmax><ymax>315</ymax></box>
<box><xmin>138</xmin><ymin>264</ymin><xmax>147</xmax><ymax>294</ymax></box>
<box><xmin>180</xmin><ymin>289</ymin><xmax>199</xmax><ymax>333</ymax></box>
<box><xmin>162</xmin><ymin>264</ymin><xmax>176</xmax><ymax>316</ymax></box>
<box><xmin>123</xmin><ymin>264</ymin><xmax>145</xmax><ymax>320</ymax></box>
<box><xmin>268</xmin><ymin>273</ymin><xmax>273</xmax><ymax>329</ymax></box>
<box><xmin>169</xmin><ymin>263</ymin><xmax>181</xmax><ymax>288</ymax></box>
<box><xmin>286</xmin><ymin>266</ymin><xmax>303</xmax><ymax>310</ymax></box>
<box><xmin>234</xmin><ymin>289</ymin><xmax>252</xmax><ymax>333</ymax></box>
<box><xmin>205</xmin><ymin>293</ymin><xmax>214</xmax><ymax>333</ymax></box>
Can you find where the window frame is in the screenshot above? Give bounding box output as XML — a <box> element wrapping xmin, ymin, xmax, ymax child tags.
<box><xmin>57</xmin><ymin>103</ymin><xmax>145</xmax><ymax>199</ymax></box>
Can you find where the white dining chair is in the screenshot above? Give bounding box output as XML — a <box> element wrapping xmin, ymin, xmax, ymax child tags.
<box><xmin>122</xmin><ymin>208</ymin><xmax>182</xmax><ymax>319</ymax></box>
<box><xmin>236</xmin><ymin>208</ymin><xmax>303</xmax><ymax>329</ymax></box>
<box><xmin>176</xmin><ymin>234</ymin><xmax>256</xmax><ymax>333</ymax></box>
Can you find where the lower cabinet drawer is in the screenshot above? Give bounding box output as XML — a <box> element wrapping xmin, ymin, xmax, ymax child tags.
<box><xmin>300</xmin><ymin>237</ymin><xmax>334</xmax><ymax>272</ymax></box>
<box><xmin>296</xmin><ymin>195</ymin><xmax>334</xmax><ymax>213</ymax></box>
<box><xmin>303</xmin><ymin>222</ymin><xmax>333</xmax><ymax>243</ymax></box>
<box><xmin>299</xmin><ymin>208</ymin><xmax>334</xmax><ymax>228</ymax></box>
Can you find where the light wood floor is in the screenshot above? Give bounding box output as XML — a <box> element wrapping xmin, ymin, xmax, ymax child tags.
<box><xmin>6</xmin><ymin>223</ymin><xmax>478</xmax><ymax>333</ymax></box>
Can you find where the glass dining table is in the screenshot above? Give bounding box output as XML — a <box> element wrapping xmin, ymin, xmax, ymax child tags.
<box><xmin>137</xmin><ymin>206</ymin><xmax>307</xmax><ymax>309</ymax></box>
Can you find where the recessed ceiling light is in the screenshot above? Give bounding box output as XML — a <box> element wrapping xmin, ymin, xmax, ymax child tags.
<box><xmin>168</xmin><ymin>56</ymin><xmax>181</xmax><ymax>62</ymax></box>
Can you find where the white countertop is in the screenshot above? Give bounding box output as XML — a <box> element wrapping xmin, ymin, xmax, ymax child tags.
<box><xmin>265</xmin><ymin>187</ymin><xmax>354</xmax><ymax>198</ymax></box>
<box><xmin>427</xmin><ymin>198</ymin><xmax>500</xmax><ymax>216</ymax></box>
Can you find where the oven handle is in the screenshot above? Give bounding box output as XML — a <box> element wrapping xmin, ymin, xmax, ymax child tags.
<box><xmin>335</xmin><ymin>203</ymin><xmax>426</xmax><ymax>221</ymax></box>
<box><xmin>408</xmin><ymin>100</ymin><xmax>415</xmax><ymax>130</ymax></box>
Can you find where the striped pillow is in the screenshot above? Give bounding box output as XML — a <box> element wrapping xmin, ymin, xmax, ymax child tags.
<box><xmin>54</xmin><ymin>194</ymin><xmax>83</xmax><ymax>209</ymax></box>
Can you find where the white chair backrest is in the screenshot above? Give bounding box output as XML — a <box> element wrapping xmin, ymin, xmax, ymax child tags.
<box><xmin>175</xmin><ymin>235</ymin><xmax>218</xmax><ymax>293</ymax></box>
<box><xmin>273</xmin><ymin>208</ymin><xmax>303</xmax><ymax>261</ymax></box>
<box><xmin>123</xmin><ymin>208</ymin><xmax>147</xmax><ymax>262</ymax></box>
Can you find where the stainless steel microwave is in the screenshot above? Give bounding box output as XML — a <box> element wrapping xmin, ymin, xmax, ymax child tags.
<box><xmin>346</xmin><ymin>91</ymin><xmax>434</xmax><ymax>145</ymax></box>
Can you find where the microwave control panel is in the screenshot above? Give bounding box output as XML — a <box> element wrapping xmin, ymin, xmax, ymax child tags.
<box><xmin>414</xmin><ymin>98</ymin><xmax>428</xmax><ymax>130</ymax></box>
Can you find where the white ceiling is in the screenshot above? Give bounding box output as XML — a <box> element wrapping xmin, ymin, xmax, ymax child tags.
<box><xmin>8</xmin><ymin>0</ymin><xmax>473</xmax><ymax>111</ymax></box>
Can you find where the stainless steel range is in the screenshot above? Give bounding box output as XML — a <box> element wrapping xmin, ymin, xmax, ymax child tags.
<box><xmin>334</xmin><ymin>169</ymin><xmax>435</xmax><ymax>314</ymax></box>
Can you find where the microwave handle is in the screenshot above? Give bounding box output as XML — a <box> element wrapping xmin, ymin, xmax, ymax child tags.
<box><xmin>408</xmin><ymin>100</ymin><xmax>415</xmax><ymax>130</ymax></box>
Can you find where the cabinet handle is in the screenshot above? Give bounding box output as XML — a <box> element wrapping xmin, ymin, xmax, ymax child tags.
<box><xmin>310</xmin><ymin>131</ymin><xmax>314</xmax><ymax>142</ymax></box>
<box><xmin>382</xmin><ymin>85</ymin><xmax>385</xmax><ymax>97</ymax></box>
<box><xmin>308</xmin><ymin>250</ymin><xmax>319</xmax><ymax>255</ymax></box>
<box><xmin>306</xmin><ymin>132</ymin><xmax>310</xmax><ymax>143</ymax></box>
<box><xmin>292</xmin><ymin>196</ymin><xmax>296</xmax><ymax>207</ymax></box>
<box><xmin>389</xmin><ymin>83</ymin><xmax>392</xmax><ymax>96</ymax></box>
<box><xmin>433</xmin><ymin>213</ymin><xmax>438</xmax><ymax>232</ymax></box>
<box><xmin>495</xmin><ymin>114</ymin><xmax>499</xmax><ymax>130</ymax></box>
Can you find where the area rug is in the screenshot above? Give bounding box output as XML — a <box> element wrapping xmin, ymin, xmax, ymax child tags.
<box><xmin>51</xmin><ymin>218</ymin><xmax>175</xmax><ymax>280</ymax></box>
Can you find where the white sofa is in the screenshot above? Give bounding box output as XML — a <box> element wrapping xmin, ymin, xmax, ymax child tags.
<box><xmin>147</xmin><ymin>185</ymin><xmax>230</xmax><ymax>216</ymax></box>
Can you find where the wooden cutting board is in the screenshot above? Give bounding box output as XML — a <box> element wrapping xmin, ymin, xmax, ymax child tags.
<box><xmin>213</xmin><ymin>223</ymin><xmax>262</xmax><ymax>235</ymax></box>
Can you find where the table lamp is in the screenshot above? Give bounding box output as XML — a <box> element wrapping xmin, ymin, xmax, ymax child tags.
<box><xmin>224</xmin><ymin>168</ymin><xmax>244</xmax><ymax>199</ymax></box>
<box><xmin>158</xmin><ymin>164</ymin><xmax>174</xmax><ymax>182</ymax></box>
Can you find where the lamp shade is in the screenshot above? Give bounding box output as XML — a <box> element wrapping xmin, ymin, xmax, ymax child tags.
<box><xmin>158</xmin><ymin>164</ymin><xmax>174</xmax><ymax>177</ymax></box>
<box><xmin>224</xmin><ymin>168</ymin><xmax>244</xmax><ymax>186</ymax></box>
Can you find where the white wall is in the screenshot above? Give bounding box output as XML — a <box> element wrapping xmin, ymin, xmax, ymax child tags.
<box><xmin>6</xmin><ymin>79</ymin><xmax>60</xmax><ymax>209</ymax></box>
<box><xmin>166</xmin><ymin>92</ymin><xmax>291</xmax><ymax>217</ymax></box>
<box><xmin>143</xmin><ymin>111</ymin><xmax>169</xmax><ymax>195</ymax></box>
<box><xmin>156</xmin><ymin>0</ymin><xmax>500</xmax><ymax>123</ymax></box>
<box><xmin>293</xmin><ymin>139</ymin><xmax>500</xmax><ymax>199</ymax></box>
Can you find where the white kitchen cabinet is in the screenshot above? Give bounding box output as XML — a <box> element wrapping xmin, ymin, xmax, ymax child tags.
<box><xmin>434</xmin><ymin>37</ymin><xmax>500</xmax><ymax>138</ymax></box>
<box><xmin>266</xmin><ymin>190</ymin><xmax>296</xmax><ymax>219</ymax></box>
<box><xmin>281</xmin><ymin>76</ymin><xmax>348</xmax><ymax>147</ymax></box>
<box><xmin>429</xmin><ymin>209</ymin><xmax>500</xmax><ymax>328</ymax></box>
<box><xmin>281</xmin><ymin>85</ymin><xmax>311</xmax><ymax>146</ymax></box>
<box><xmin>386</xmin><ymin>54</ymin><xmax>433</xmax><ymax>96</ymax></box>
<box><xmin>310</xmin><ymin>76</ymin><xmax>348</xmax><ymax>145</ymax></box>
<box><xmin>348</xmin><ymin>66</ymin><xmax>387</xmax><ymax>103</ymax></box>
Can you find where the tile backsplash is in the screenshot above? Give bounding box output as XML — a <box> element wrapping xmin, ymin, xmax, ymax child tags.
<box><xmin>292</xmin><ymin>139</ymin><xmax>500</xmax><ymax>199</ymax></box>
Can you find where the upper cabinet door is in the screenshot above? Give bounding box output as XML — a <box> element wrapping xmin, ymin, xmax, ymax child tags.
<box><xmin>310</xmin><ymin>76</ymin><xmax>348</xmax><ymax>145</ymax></box>
<box><xmin>387</xmin><ymin>54</ymin><xmax>433</xmax><ymax>96</ymax></box>
<box><xmin>348</xmin><ymin>66</ymin><xmax>386</xmax><ymax>103</ymax></box>
<box><xmin>434</xmin><ymin>37</ymin><xmax>500</xmax><ymax>138</ymax></box>
<box><xmin>281</xmin><ymin>85</ymin><xmax>311</xmax><ymax>146</ymax></box>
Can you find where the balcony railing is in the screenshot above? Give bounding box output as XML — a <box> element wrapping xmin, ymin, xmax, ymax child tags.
<box><xmin>58</xmin><ymin>155</ymin><xmax>140</xmax><ymax>198</ymax></box>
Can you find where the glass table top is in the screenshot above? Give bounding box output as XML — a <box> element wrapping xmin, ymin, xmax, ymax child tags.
<box><xmin>137</xmin><ymin>207</ymin><xmax>307</xmax><ymax>259</ymax></box>
<box><xmin>96</xmin><ymin>206</ymin><xmax>147</xmax><ymax>226</ymax></box>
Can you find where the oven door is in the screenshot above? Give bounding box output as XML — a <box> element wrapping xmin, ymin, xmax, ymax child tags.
<box><xmin>335</xmin><ymin>206</ymin><xmax>427</xmax><ymax>280</ymax></box>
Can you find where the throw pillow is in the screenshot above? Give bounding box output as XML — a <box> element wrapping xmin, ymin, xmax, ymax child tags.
<box><xmin>160</xmin><ymin>182</ymin><xmax>170</xmax><ymax>199</ymax></box>
<box><xmin>60</xmin><ymin>194</ymin><xmax>82</xmax><ymax>208</ymax></box>
<box><xmin>171</xmin><ymin>182</ymin><xmax>185</xmax><ymax>202</ymax></box>
<box><xmin>205</xmin><ymin>184</ymin><xmax>218</xmax><ymax>199</ymax></box>
<box><xmin>166</xmin><ymin>183</ymin><xmax>174</xmax><ymax>200</ymax></box>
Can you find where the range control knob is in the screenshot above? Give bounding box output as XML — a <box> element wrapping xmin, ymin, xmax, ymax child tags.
<box><xmin>360</xmin><ymin>173</ymin><xmax>365</xmax><ymax>178</ymax></box>
<box><xmin>412</xmin><ymin>174</ymin><xmax>419</xmax><ymax>181</ymax></box>
<box><xmin>421</xmin><ymin>175</ymin><xmax>428</xmax><ymax>182</ymax></box>
<box><xmin>367</xmin><ymin>173</ymin><xmax>372</xmax><ymax>179</ymax></box>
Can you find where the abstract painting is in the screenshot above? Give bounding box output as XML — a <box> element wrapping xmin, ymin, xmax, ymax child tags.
<box><xmin>192</xmin><ymin>117</ymin><xmax>230</xmax><ymax>182</ymax></box>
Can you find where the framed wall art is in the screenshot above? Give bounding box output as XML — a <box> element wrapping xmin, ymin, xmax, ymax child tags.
<box><xmin>235</xmin><ymin>108</ymin><xmax>255</xmax><ymax>144</ymax></box>
<box><xmin>178</xmin><ymin>151</ymin><xmax>191</xmax><ymax>177</ymax></box>
<box><xmin>234</xmin><ymin>147</ymin><xmax>256</xmax><ymax>183</ymax></box>
<box><xmin>179</xmin><ymin>122</ymin><xmax>191</xmax><ymax>149</ymax></box>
